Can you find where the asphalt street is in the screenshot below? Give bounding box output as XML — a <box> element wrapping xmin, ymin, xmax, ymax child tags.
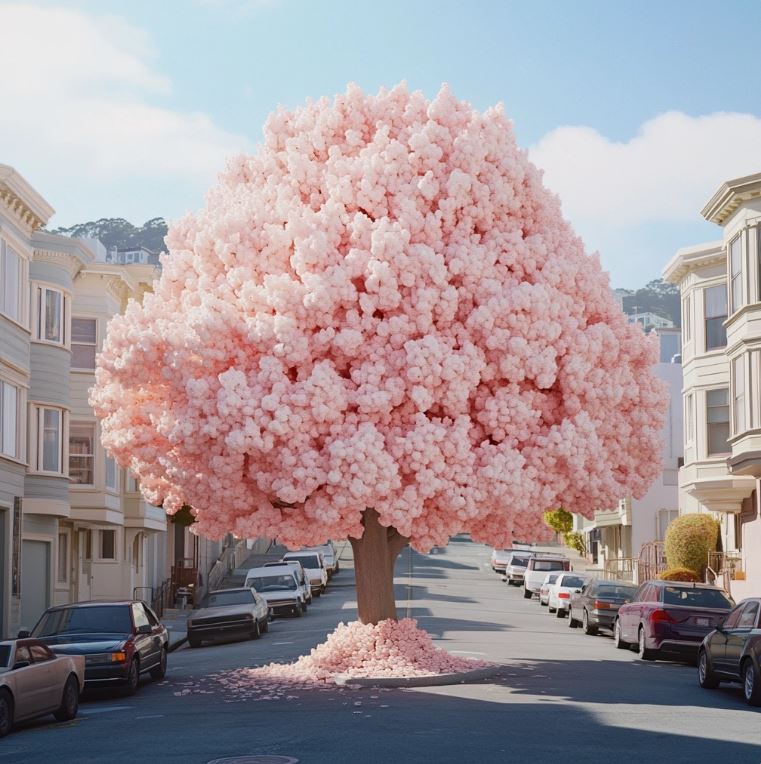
<box><xmin>4</xmin><ymin>536</ymin><xmax>761</xmax><ymax>764</ymax></box>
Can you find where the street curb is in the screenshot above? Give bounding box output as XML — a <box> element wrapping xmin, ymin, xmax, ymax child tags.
<box><xmin>334</xmin><ymin>664</ymin><xmax>503</xmax><ymax>688</ymax></box>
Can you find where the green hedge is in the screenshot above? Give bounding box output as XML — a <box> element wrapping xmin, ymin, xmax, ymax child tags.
<box><xmin>664</xmin><ymin>514</ymin><xmax>719</xmax><ymax>577</ymax></box>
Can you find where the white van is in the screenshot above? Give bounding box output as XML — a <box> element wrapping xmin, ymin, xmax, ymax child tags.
<box><xmin>263</xmin><ymin>560</ymin><xmax>312</xmax><ymax>605</ymax></box>
<box><xmin>283</xmin><ymin>551</ymin><xmax>328</xmax><ymax>596</ymax></box>
<box><xmin>243</xmin><ymin>567</ymin><xmax>306</xmax><ymax>617</ymax></box>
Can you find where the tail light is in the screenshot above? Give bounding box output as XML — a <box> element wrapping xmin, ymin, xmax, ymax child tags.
<box><xmin>593</xmin><ymin>600</ymin><xmax>612</xmax><ymax>610</ymax></box>
<box><xmin>558</xmin><ymin>592</ymin><xmax>570</xmax><ymax>599</ymax></box>
<box><xmin>650</xmin><ymin>609</ymin><xmax>676</xmax><ymax>624</ymax></box>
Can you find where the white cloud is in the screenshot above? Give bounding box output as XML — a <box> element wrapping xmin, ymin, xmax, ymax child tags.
<box><xmin>529</xmin><ymin>111</ymin><xmax>761</xmax><ymax>229</ymax></box>
<box><xmin>0</xmin><ymin>3</ymin><xmax>250</xmax><ymax>222</ymax></box>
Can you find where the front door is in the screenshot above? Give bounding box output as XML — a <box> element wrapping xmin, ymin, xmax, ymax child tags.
<box><xmin>21</xmin><ymin>541</ymin><xmax>50</xmax><ymax>631</ymax></box>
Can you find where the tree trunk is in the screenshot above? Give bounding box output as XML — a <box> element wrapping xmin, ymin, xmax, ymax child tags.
<box><xmin>350</xmin><ymin>508</ymin><xmax>409</xmax><ymax>625</ymax></box>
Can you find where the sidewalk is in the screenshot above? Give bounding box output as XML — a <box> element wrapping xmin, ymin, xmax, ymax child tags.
<box><xmin>162</xmin><ymin>608</ymin><xmax>192</xmax><ymax>652</ymax></box>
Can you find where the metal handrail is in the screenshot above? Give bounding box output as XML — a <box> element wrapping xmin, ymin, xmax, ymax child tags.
<box><xmin>133</xmin><ymin>586</ymin><xmax>153</xmax><ymax>602</ymax></box>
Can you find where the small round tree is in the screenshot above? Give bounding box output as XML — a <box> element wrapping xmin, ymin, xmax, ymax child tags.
<box><xmin>664</xmin><ymin>514</ymin><xmax>719</xmax><ymax>578</ymax></box>
<box><xmin>91</xmin><ymin>83</ymin><xmax>667</xmax><ymax>629</ymax></box>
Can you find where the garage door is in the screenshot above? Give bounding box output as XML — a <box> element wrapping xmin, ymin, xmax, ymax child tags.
<box><xmin>21</xmin><ymin>540</ymin><xmax>50</xmax><ymax>630</ymax></box>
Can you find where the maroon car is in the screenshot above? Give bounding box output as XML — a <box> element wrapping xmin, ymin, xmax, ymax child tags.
<box><xmin>614</xmin><ymin>580</ymin><xmax>734</xmax><ymax>662</ymax></box>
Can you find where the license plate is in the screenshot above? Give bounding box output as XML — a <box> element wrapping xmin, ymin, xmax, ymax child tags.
<box><xmin>696</xmin><ymin>617</ymin><xmax>710</xmax><ymax>627</ymax></box>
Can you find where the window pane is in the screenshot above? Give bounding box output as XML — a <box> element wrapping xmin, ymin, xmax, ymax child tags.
<box><xmin>105</xmin><ymin>455</ymin><xmax>117</xmax><ymax>490</ymax></box>
<box><xmin>705</xmin><ymin>285</ymin><xmax>727</xmax><ymax>318</ymax></box>
<box><xmin>1</xmin><ymin>382</ymin><xmax>17</xmax><ymax>458</ymax></box>
<box><xmin>42</xmin><ymin>409</ymin><xmax>61</xmax><ymax>471</ymax></box>
<box><xmin>45</xmin><ymin>289</ymin><xmax>62</xmax><ymax>342</ymax></box>
<box><xmin>71</xmin><ymin>318</ymin><xmax>96</xmax><ymax>344</ymax></box>
<box><xmin>71</xmin><ymin>344</ymin><xmax>96</xmax><ymax>369</ymax></box>
<box><xmin>69</xmin><ymin>424</ymin><xmax>94</xmax><ymax>484</ymax></box>
<box><xmin>100</xmin><ymin>530</ymin><xmax>116</xmax><ymax>560</ymax></box>
<box><xmin>706</xmin><ymin>317</ymin><xmax>727</xmax><ymax>350</ymax></box>
<box><xmin>707</xmin><ymin>388</ymin><xmax>728</xmax><ymax>407</ymax></box>
<box><xmin>3</xmin><ymin>247</ymin><xmax>20</xmax><ymax>321</ymax></box>
<box><xmin>708</xmin><ymin>423</ymin><xmax>730</xmax><ymax>455</ymax></box>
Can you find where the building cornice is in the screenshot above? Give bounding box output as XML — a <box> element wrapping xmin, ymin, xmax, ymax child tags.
<box><xmin>31</xmin><ymin>231</ymin><xmax>96</xmax><ymax>279</ymax></box>
<box><xmin>702</xmin><ymin>171</ymin><xmax>761</xmax><ymax>226</ymax></box>
<box><xmin>662</xmin><ymin>240</ymin><xmax>725</xmax><ymax>284</ymax></box>
<box><xmin>0</xmin><ymin>165</ymin><xmax>55</xmax><ymax>232</ymax></box>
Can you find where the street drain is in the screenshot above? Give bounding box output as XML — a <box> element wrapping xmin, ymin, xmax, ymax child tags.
<box><xmin>207</xmin><ymin>757</ymin><xmax>299</xmax><ymax>764</ymax></box>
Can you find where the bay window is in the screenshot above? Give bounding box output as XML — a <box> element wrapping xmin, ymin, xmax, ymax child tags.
<box><xmin>0</xmin><ymin>381</ymin><xmax>19</xmax><ymax>458</ymax></box>
<box><xmin>69</xmin><ymin>423</ymin><xmax>95</xmax><ymax>484</ymax></box>
<box><xmin>704</xmin><ymin>284</ymin><xmax>727</xmax><ymax>351</ymax></box>
<box><xmin>71</xmin><ymin>318</ymin><xmax>97</xmax><ymax>369</ymax></box>
<box><xmin>682</xmin><ymin>294</ymin><xmax>691</xmax><ymax>343</ymax></box>
<box><xmin>105</xmin><ymin>453</ymin><xmax>117</xmax><ymax>491</ymax></box>
<box><xmin>33</xmin><ymin>406</ymin><xmax>65</xmax><ymax>473</ymax></box>
<box><xmin>733</xmin><ymin>356</ymin><xmax>746</xmax><ymax>434</ymax></box>
<box><xmin>729</xmin><ymin>235</ymin><xmax>743</xmax><ymax>313</ymax></box>
<box><xmin>0</xmin><ymin>240</ymin><xmax>22</xmax><ymax>323</ymax></box>
<box><xmin>707</xmin><ymin>388</ymin><xmax>730</xmax><ymax>456</ymax></box>
<box><xmin>35</xmin><ymin>285</ymin><xmax>67</xmax><ymax>344</ymax></box>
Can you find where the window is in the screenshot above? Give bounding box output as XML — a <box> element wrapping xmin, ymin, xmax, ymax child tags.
<box><xmin>658</xmin><ymin>509</ymin><xmax>678</xmax><ymax>541</ymax></box>
<box><xmin>38</xmin><ymin>286</ymin><xmax>64</xmax><ymax>343</ymax></box>
<box><xmin>71</xmin><ymin>318</ymin><xmax>96</xmax><ymax>369</ymax></box>
<box><xmin>0</xmin><ymin>240</ymin><xmax>22</xmax><ymax>322</ymax></box>
<box><xmin>724</xmin><ymin>604</ymin><xmax>744</xmax><ymax>629</ymax></box>
<box><xmin>84</xmin><ymin>529</ymin><xmax>92</xmax><ymax>561</ymax></box>
<box><xmin>682</xmin><ymin>294</ymin><xmax>691</xmax><ymax>343</ymax></box>
<box><xmin>0</xmin><ymin>381</ymin><xmax>19</xmax><ymax>458</ymax></box>
<box><xmin>737</xmin><ymin>601</ymin><xmax>759</xmax><ymax>629</ymax></box>
<box><xmin>707</xmin><ymin>388</ymin><xmax>730</xmax><ymax>456</ymax></box>
<box><xmin>729</xmin><ymin>235</ymin><xmax>743</xmax><ymax>312</ymax></box>
<box><xmin>105</xmin><ymin>454</ymin><xmax>117</xmax><ymax>491</ymax></box>
<box><xmin>100</xmin><ymin>529</ymin><xmax>116</xmax><ymax>560</ymax></box>
<box><xmin>704</xmin><ymin>284</ymin><xmax>727</xmax><ymax>351</ymax></box>
<box><xmin>36</xmin><ymin>407</ymin><xmax>63</xmax><ymax>473</ymax></box>
<box><xmin>127</xmin><ymin>472</ymin><xmax>139</xmax><ymax>493</ymax></box>
<box><xmin>69</xmin><ymin>423</ymin><xmax>95</xmax><ymax>484</ymax></box>
<box><xmin>685</xmin><ymin>392</ymin><xmax>694</xmax><ymax>444</ymax></box>
<box><xmin>57</xmin><ymin>532</ymin><xmax>68</xmax><ymax>584</ymax></box>
<box><xmin>733</xmin><ymin>356</ymin><xmax>746</xmax><ymax>434</ymax></box>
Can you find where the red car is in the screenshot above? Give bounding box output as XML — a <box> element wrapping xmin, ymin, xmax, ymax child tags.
<box><xmin>614</xmin><ymin>580</ymin><xmax>734</xmax><ymax>662</ymax></box>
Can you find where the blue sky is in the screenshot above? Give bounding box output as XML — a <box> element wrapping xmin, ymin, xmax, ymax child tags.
<box><xmin>3</xmin><ymin>0</ymin><xmax>760</xmax><ymax>287</ymax></box>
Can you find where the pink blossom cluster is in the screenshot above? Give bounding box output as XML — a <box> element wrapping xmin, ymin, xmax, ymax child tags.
<box><xmin>90</xmin><ymin>82</ymin><xmax>667</xmax><ymax>550</ymax></box>
<box><xmin>241</xmin><ymin>618</ymin><xmax>489</xmax><ymax>684</ymax></box>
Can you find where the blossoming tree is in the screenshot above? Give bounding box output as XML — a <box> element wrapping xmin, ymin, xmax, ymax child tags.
<box><xmin>91</xmin><ymin>84</ymin><xmax>666</xmax><ymax>627</ymax></box>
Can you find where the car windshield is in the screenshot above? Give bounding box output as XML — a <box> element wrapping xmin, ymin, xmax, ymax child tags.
<box><xmin>532</xmin><ymin>560</ymin><xmax>566</xmax><ymax>571</ymax></box>
<box><xmin>509</xmin><ymin>557</ymin><xmax>529</xmax><ymax>567</ymax></box>
<box><xmin>246</xmin><ymin>575</ymin><xmax>297</xmax><ymax>592</ymax></box>
<box><xmin>206</xmin><ymin>591</ymin><xmax>253</xmax><ymax>607</ymax></box>
<box><xmin>560</xmin><ymin>576</ymin><xmax>587</xmax><ymax>588</ymax></box>
<box><xmin>662</xmin><ymin>587</ymin><xmax>733</xmax><ymax>609</ymax></box>
<box><xmin>285</xmin><ymin>555</ymin><xmax>320</xmax><ymax>568</ymax></box>
<box><xmin>597</xmin><ymin>584</ymin><xmax>637</xmax><ymax>597</ymax></box>
<box><xmin>0</xmin><ymin>645</ymin><xmax>9</xmax><ymax>668</ymax></box>
<box><xmin>32</xmin><ymin>605</ymin><xmax>132</xmax><ymax>637</ymax></box>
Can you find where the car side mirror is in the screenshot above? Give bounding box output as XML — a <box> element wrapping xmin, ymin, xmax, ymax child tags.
<box><xmin>17</xmin><ymin>629</ymin><xmax>30</xmax><ymax>639</ymax></box>
<box><xmin>13</xmin><ymin>660</ymin><xmax>30</xmax><ymax>670</ymax></box>
<box><xmin>137</xmin><ymin>624</ymin><xmax>152</xmax><ymax>635</ymax></box>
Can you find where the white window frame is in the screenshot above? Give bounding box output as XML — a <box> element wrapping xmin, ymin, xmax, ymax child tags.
<box><xmin>69</xmin><ymin>421</ymin><xmax>95</xmax><ymax>486</ymax></box>
<box><xmin>682</xmin><ymin>293</ymin><xmax>691</xmax><ymax>344</ymax></box>
<box><xmin>57</xmin><ymin>530</ymin><xmax>70</xmax><ymax>585</ymax></box>
<box><xmin>0</xmin><ymin>239</ymin><xmax>23</xmax><ymax>324</ymax></box>
<box><xmin>704</xmin><ymin>284</ymin><xmax>728</xmax><ymax>352</ymax></box>
<box><xmin>685</xmin><ymin>392</ymin><xmax>694</xmax><ymax>444</ymax></box>
<box><xmin>706</xmin><ymin>387</ymin><xmax>730</xmax><ymax>457</ymax></box>
<box><xmin>729</xmin><ymin>234</ymin><xmax>743</xmax><ymax>314</ymax></box>
<box><xmin>30</xmin><ymin>404</ymin><xmax>67</xmax><ymax>475</ymax></box>
<box><xmin>733</xmin><ymin>355</ymin><xmax>746</xmax><ymax>435</ymax></box>
<box><xmin>32</xmin><ymin>282</ymin><xmax>69</xmax><ymax>347</ymax></box>
<box><xmin>0</xmin><ymin>380</ymin><xmax>20</xmax><ymax>459</ymax></box>
<box><xmin>71</xmin><ymin>316</ymin><xmax>97</xmax><ymax>370</ymax></box>
<box><xmin>105</xmin><ymin>452</ymin><xmax>118</xmax><ymax>492</ymax></box>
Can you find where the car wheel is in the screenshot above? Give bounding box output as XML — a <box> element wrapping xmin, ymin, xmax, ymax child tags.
<box><xmin>313</xmin><ymin>589</ymin><xmax>321</xmax><ymax>598</ymax></box>
<box><xmin>149</xmin><ymin>647</ymin><xmax>168</xmax><ymax>680</ymax></box>
<box><xmin>261</xmin><ymin>617</ymin><xmax>269</xmax><ymax>634</ymax></box>
<box><xmin>614</xmin><ymin>619</ymin><xmax>629</xmax><ymax>650</ymax></box>
<box><xmin>638</xmin><ymin>627</ymin><xmax>656</xmax><ymax>661</ymax></box>
<box><xmin>301</xmin><ymin>599</ymin><xmax>308</xmax><ymax>613</ymax></box>
<box><xmin>742</xmin><ymin>660</ymin><xmax>761</xmax><ymax>706</ymax></box>
<box><xmin>548</xmin><ymin>605</ymin><xmax>556</xmax><ymax>613</ymax></box>
<box><xmin>523</xmin><ymin>588</ymin><xmax>532</xmax><ymax>600</ymax></box>
<box><xmin>568</xmin><ymin>609</ymin><xmax>579</xmax><ymax>628</ymax></box>
<box><xmin>250</xmin><ymin>619</ymin><xmax>261</xmax><ymax>640</ymax></box>
<box><xmin>556</xmin><ymin>607</ymin><xmax>566</xmax><ymax>619</ymax></box>
<box><xmin>0</xmin><ymin>689</ymin><xmax>12</xmax><ymax>738</ymax></box>
<box><xmin>583</xmin><ymin>610</ymin><xmax>598</xmax><ymax>636</ymax></box>
<box><xmin>293</xmin><ymin>604</ymin><xmax>303</xmax><ymax>617</ymax></box>
<box><xmin>122</xmin><ymin>658</ymin><xmax>140</xmax><ymax>696</ymax></box>
<box><xmin>321</xmin><ymin>584</ymin><xmax>327</xmax><ymax>595</ymax></box>
<box><xmin>540</xmin><ymin>598</ymin><xmax>548</xmax><ymax>607</ymax></box>
<box><xmin>53</xmin><ymin>675</ymin><xmax>80</xmax><ymax>722</ymax></box>
<box><xmin>697</xmin><ymin>649</ymin><xmax>719</xmax><ymax>689</ymax></box>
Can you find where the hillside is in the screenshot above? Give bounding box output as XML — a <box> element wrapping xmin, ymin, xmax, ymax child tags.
<box><xmin>51</xmin><ymin>217</ymin><xmax>168</xmax><ymax>253</ymax></box>
<box><xmin>616</xmin><ymin>279</ymin><xmax>681</xmax><ymax>327</ymax></box>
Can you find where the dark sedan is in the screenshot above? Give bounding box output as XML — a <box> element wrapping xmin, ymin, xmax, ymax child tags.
<box><xmin>614</xmin><ymin>580</ymin><xmax>733</xmax><ymax>662</ymax></box>
<box><xmin>23</xmin><ymin>600</ymin><xmax>168</xmax><ymax>695</ymax></box>
<box><xmin>568</xmin><ymin>579</ymin><xmax>637</xmax><ymax>635</ymax></box>
<box><xmin>698</xmin><ymin>597</ymin><xmax>761</xmax><ymax>706</ymax></box>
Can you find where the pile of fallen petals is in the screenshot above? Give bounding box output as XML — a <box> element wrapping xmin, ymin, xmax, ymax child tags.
<box><xmin>225</xmin><ymin>619</ymin><xmax>491</xmax><ymax>688</ymax></box>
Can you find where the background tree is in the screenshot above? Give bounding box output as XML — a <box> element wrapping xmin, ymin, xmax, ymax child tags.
<box><xmin>92</xmin><ymin>83</ymin><xmax>667</xmax><ymax>626</ymax></box>
<box><xmin>543</xmin><ymin>508</ymin><xmax>573</xmax><ymax>537</ymax></box>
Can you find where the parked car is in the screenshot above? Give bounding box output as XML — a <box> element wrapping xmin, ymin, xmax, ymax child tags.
<box><xmin>490</xmin><ymin>548</ymin><xmax>514</xmax><ymax>574</ymax></box>
<box><xmin>187</xmin><ymin>588</ymin><xmax>270</xmax><ymax>648</ymax></box>
<box><xmin>282</xmin><ymin>551</ymin><xmax>328</xmax><ymax>596</ymax></box>
<box><xmin>539</xmin><ymin>573</ymin><xmax>561</xmax><ymax>606</ymax></box>
<box><xmin>523</xmin><ymin>555</ymin><xmax>571</xmax><ymax>599</ymax></box>
<box><xmin>244</xmin><ymin>567</ymin><xmax>306</xmax><ymax>617</ymax></box>
<box><xmin>264</xmin><ymin>560</ymin><xmax>312</xmax><ymax>604</ymax></box>
<box><xmin>614</xmin><ymin>580</ymin><xmax>734</xmax><ymax>662</ymax></box>
<box><xmin>25</xmin><ymin>600</ymin><xmax>168</xmax><ymax>695</ymax></box>
<box><xmin>0</xmin><ymin>638</ymin><xmax>84</xmax><ymax>737</ymax></box>
<box><xmin>504</xmin><ymin>552</ymin><xmax>532</xmax><ymax>586</ymax></box>
<box><xmin>569</xmin><ymin>579</ymin><xmax>638</xmax><ymax>635</ymax></box>
<box><xmin>698</xmin><ymin>597</ymin><xmax>761</xmax><ymax>706</ymax></box>
<box><xmin>548</xmin><ymin>573</ymin><xmax>590</xmax><ymax>617</ymax></box>
<box><xmin>303</xmin><ymin>542</ymin><xmax>339</xmax><ymax>576</ymax></box>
